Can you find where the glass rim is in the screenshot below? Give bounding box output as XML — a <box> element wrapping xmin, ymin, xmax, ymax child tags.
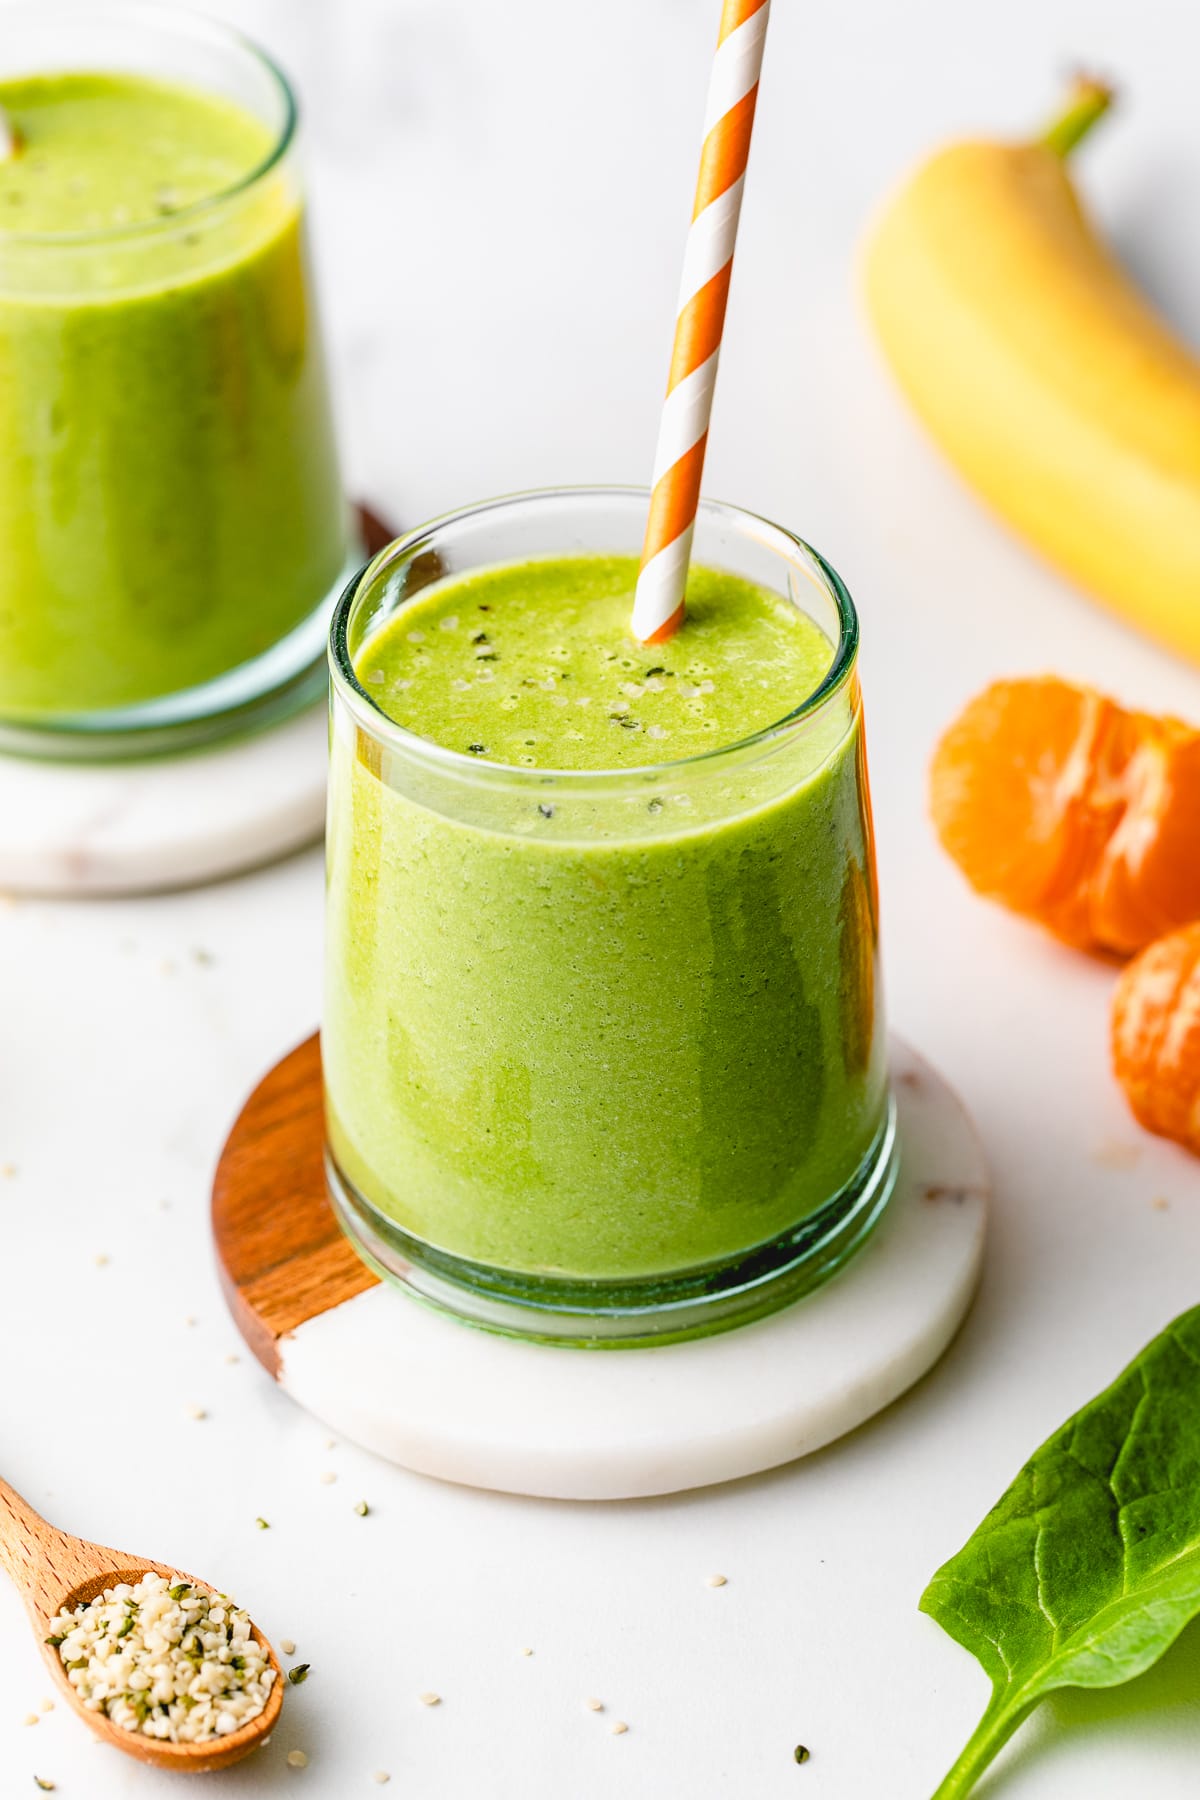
<box><xmin>329</xmin><ymin>485</ymin><xmax>861</xmax><ymax>789</ymax></box>
<box><xmin>0</xmin><ymin>0</ymin><xmax>297</xmax><ymax>251</ymax></box>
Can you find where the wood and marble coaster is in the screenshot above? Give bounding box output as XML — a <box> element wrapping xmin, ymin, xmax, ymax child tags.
<box><xmin>213</xmin><ymin>1034</ymin><xmax>988</xmax><ymax>1501</ymax></box>
<box><xmin>0</xmin><ymin>506</ymin><xmax>395</xmax><ymax>897</ymax></box>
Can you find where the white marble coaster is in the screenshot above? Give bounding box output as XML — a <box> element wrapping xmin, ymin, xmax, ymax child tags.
<box><xmin>0</xmin><ymin>704</ymin><xmax>327</xmax><ymax>896</ymax></box>
<box><xmin>277</xmin><ymin>1040</ymin><xmax>987</xmax><ymax>1500</ymax></box>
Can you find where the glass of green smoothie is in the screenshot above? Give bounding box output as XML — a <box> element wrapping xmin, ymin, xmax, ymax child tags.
<box><xmin>324</xmin><ymin>489</ymin><xmax>897</xmax><ymax>1345</ymax></box>
<box><xmin>0</xmin><ymin>3</ymin><xmax>351</xmax><ymax>757</ymax></box>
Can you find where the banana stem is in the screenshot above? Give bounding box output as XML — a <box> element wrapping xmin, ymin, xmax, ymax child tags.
<box><xmin>1039</xmin><ymin>75</ymin><xmax>1115</xmax><ymax>157</ymax></box>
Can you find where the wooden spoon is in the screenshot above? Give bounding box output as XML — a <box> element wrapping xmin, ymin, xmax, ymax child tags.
<box><xmin>0</xmin><ymin>1477</ymin><xmax>282</xmax><ymax>1774</ymax></box>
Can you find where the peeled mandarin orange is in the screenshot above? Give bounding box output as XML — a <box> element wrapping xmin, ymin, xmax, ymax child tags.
<box><xmin>930</xmin><ymin>678</ymin><xmax>1200</xmax><ymax>955</ymax></box>
<box><xmin>1112</xmin><ymin>923</ymin><xmax>1200</xmax><ymax>1155</ymax></box>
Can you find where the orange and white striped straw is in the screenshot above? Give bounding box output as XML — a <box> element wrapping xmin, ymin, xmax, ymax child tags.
<box><xmin>632</xmin><ymin>0</ymin><xmax>772</xmax><ymax>645</ymax></box>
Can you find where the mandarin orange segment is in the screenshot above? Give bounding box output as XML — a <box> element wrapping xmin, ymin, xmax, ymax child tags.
<box><xmin>1033</xmin><ymin>696</ymin><xmax>1144</xmax><ymax>949</ymax></box>
<box><xmin>1112</xmin><ymin>923</ymin><xmax>1200</xmax><ymax>1155</ymax></box>
<box><xmin>930</xmin><ymin>677</ymin><xmax>1200</xmax><ymax>955</ymax></box>
<box><xmin>1091</xmin><ymin>721</ymin><xmax>1200</xmax><ymax>954</ymax></box>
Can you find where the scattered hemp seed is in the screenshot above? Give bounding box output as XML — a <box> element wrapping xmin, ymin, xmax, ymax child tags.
<box><xmin>94</xmin><ymin>1253</ymin><xmax>110</xmax><ymax>1268</ymax></box>
<box><xmin>0</xmin><ymin>1162</ymin><xmax>16</xmax><ymax>1178</ymax></box>
<box><xmin>225</xmin><ymin>1353</ymin><xmax>240</xmax><ymax>1365</ymax></box>
<box><xmin>187</xmin><ymin>1405</ymin><xmax>208</xmax><ymax>1421</ymax></box>
<box><xmin>46</xmin><ymin>1573</ymin><xmax>275</xmax><ymax>1743</ymax></box>
<box><xmin>1152</xmin><ymin>1195</ymin><xmax>1171</xmax><ymax>1211</ymax></box>
<box><xmin>286</xmin><ymin>1749</ymin><xmax>309</xmax><ymax>1768</ymax></box>
<box><xmin>287</xmin><ymin>1665</ymin><xmax>311</xmax><ymax>1687</ymax></box>
<box><xmin>23</xmin><ymin>1712</ymin><xmax>39</xmax><ymax>1726</ymax></box>
<box><xmin>1090</xmin><ymin>1138</ymin><xmax>1141</xmax><ymax>1170</ymax></box>
<box><xmin>39</xmin><ymin>1698</ymin><xmax>54</xmax><ymax>1713</ymax></box>
<box><xmin>279</xmin><ymin>1639</ymin><xmax>296</xmax><ymax>1657</ymax></box>
<box><xmin>324</xmin><ymin>1438</ymin><xmax>337</xmax><ymax>1450</ymax></box>
<box><xmin>318</xmin><ymin>1471</ymin><xmax>336</xmax><ymax>1486</ymax></box>
<box><xmin>418</xmin><ymin>1691</ymin><xmax>441</xmax><ymax>1707</ymax></box>
<box><xmin>372</xmin><ymin>1773</ymin><xmax>391</xmax><ymax>1786</ymax></box>
<box><xmin>611</xmin><ymin>1720</ymin><xmax>628</xmax><ymax>1736</ymax></box>
<box><xmin>520</xmin><ymin>1647</ymin><xmax>533</xmax><ymax>1657</ymax></box>
<box><xmin>185</xmin><ymin>1315</ymin><xmax>198</xmax><ymax>1327</ymax></box>
<box><xmin>353</xmin><ymin>1501</ymin><xmax>369</xmax><ymax>1517</ymax></box>
<box><xmin>255</xmin><ymin>1517</ymin><xmax>271</xmax><ymax>1531</ymax></box>
<box><xmin>706</xmin><ymin>1573</ymin><xmax>728</xmax><ymax>1587</ymax></box>
<box><xmin>793</xmin><ymin>1744</ymin><xmax>811</xmax><ymax>1764</ymax></box>
<box><xmin>585</xmin><ymin>1697</ymin><xmax>603</xmax><ymax>1712</ymax></box>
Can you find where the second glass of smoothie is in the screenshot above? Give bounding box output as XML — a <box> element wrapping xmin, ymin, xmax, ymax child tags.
<box><xmin>324</xmin><ymin>489</ymin><xmax>896</xmax><ymax>1344</ymax></box>
<box><xmin>0</xmin><ymin>3</ymin><xmax>351</xmax><ymax>756</ymax></box>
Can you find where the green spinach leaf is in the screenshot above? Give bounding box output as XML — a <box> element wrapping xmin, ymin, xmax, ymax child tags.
<box><xmin>923</xmin><ymin>1304</ymin><xmax>1200</xmax><ymax>1797</ymax></box>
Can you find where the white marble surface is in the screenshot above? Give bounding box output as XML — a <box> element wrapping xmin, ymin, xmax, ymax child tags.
<box><xmin>3</xmin><ymin>0</ymin><xmax>1200</xmax><ymax>1795</ymax></box>
<box><xmin>0</xmin><ymin>707</ymin><xmax>327</xmax><ymax>895</ymax></box>
<box><xmin>278</xmin><ymin>1043</ymin><xmax>986</xmax><ymax>1501</ymax></box>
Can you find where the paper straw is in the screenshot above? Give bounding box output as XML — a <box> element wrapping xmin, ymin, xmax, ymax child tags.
<box><xmin>632</xmin><ymin>0</ymin><xmax>771</xmax><ymax>645</ymax></box>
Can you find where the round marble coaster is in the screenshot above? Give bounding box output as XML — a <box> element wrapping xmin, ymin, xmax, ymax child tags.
<box><xmin>214</xmin><ymin>1034</ymin><xmax>988</xmax><ymax>1500</ymax></box>
<box><xmin>0</xmin><ymin>704</ymin><xmax>329</xmax><ymax>896</ymax></box>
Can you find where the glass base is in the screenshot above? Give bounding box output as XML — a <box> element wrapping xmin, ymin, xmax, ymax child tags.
<box><xmin>326</xmin><ymin>1098</ymin><xmax>900</xmax><ymax>1349</ymax></box>
<box><xmin>0</xmin><ymin>537</ymin><xmax>363</xmax><ymax>763</ymax></box>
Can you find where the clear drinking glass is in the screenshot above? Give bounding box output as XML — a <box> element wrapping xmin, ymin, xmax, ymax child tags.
<box><xmin>0</xmin><ymin>1</ymin><xmax>353</xmax><ymax>757</ymax></box>
<box><xmin>324</xmin><ymin>488</ymin><xmax>897</xmax><ymax>1345</ymax></box>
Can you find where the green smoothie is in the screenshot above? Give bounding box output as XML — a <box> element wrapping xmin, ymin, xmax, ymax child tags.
<box><xmin>0</xmin><ymin>71</ymin><xmax>345</xmax><ymax>720</ymax></box>
<box><xmin>324</xmin><ymin>553</ymin><xmax>889</xmax><ymax>1289</ymax></box>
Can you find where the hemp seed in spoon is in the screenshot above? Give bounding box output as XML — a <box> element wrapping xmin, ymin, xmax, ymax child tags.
<box><xmin>46</xmin><ymin>1572</ymin><xmax>275</xmax><ymax>1743</ymax></box>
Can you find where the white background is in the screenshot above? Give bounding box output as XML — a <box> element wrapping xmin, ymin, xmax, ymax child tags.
<box><xmin>3</xmin><ymin>0</ymin><xmax>1200</xmax><ymax>1795</ymax></box>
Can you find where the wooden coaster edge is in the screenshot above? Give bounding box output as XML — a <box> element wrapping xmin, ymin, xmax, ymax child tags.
<box><xmin>212</xmin><ymin>1032</ymin><xmax>380</xmax><ymax>1378</ymax></box>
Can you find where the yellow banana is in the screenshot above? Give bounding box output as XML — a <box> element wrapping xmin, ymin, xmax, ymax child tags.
<box><xmin>862</xmin><ymin>79</ymin><xmax>1200</xmax><ymax>665</ymax></box>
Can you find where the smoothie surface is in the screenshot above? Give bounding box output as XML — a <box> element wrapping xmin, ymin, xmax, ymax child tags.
<box><xmin>0</xmin><ymin>73</ymin><xmax>273</xmax><ymax>235</ymax></box>
<box><xmin>354</xmin><ymin>554</ymin><xmax>836</xmax><ymax>770</ymax></box>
